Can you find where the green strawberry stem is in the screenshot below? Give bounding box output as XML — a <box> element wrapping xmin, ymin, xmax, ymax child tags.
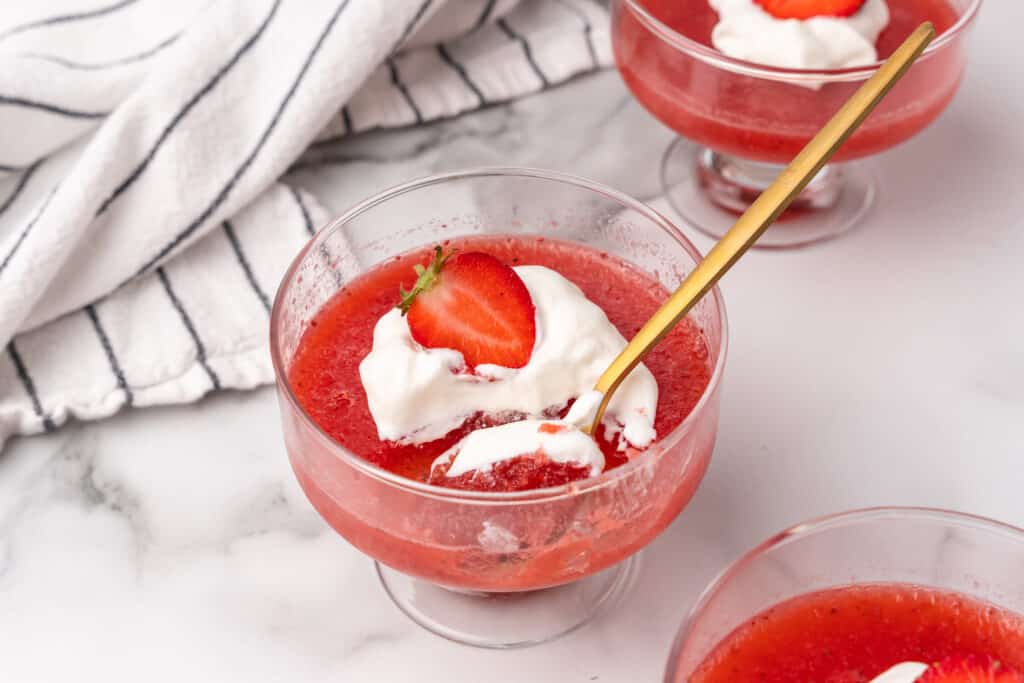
<box><xmin>397</xmin><ymin>246</ymin><xmax>455</xmax><ymax>315</ymax></box>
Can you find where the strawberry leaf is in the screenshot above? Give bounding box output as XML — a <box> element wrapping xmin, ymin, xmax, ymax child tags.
<box><xmin>396</xmin><ymin>246</ymin><xmax>455</xmax><ymax>315</ymax></box>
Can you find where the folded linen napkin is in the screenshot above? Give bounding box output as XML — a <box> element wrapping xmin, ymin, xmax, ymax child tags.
<box><xmin>0</xmin><ymin>0</ymin><xmax>612</xmax><ymax>449</ymax></box>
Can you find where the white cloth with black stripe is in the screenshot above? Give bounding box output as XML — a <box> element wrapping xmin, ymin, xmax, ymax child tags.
<box><xmin>0</xmin><ymin>0</ymin><xmax>612</xmax><ymax>448</ymax></box>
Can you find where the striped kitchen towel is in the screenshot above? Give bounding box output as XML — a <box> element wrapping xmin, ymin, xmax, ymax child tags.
<box><xmin>0</xmin><ymin>0</ymin><xmax>612</xmax><ymax>449</ymax></box>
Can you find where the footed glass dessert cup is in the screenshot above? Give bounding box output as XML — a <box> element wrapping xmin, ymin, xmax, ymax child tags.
<box><xmin>612</xmin><ymin>0</ymin><xmax>981</xmax><ymax>248</ymax></box>
<box><xmin>271</xmin><ymin>168</ymin><xmax>727</xmax><ymax>649</ymax></box>
<box><xmin>666</xmin><ymin>507</ymin><xmax>1024</xmax><ymax>681</ymax></box>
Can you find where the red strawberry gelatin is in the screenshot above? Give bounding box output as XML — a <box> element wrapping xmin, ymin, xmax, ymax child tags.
<box><xmin>288</xmin><ymin>235</ymin><xmax>712</xmax><ymax>484</ymax></box>
<box><xmin>282</xmin><ymin>234</ymin><xmax>721</xmax><ymax>591</ymax></box>
<box><xmin>428</xmin><ymin>453</ymin><xmax>594</xmax><ymax>492</ymax></box>
<box><xmin>687</xmin><ymin>584</ymin><xmax>1024</xmax><ymax>682</ymax></box>
<box><xmin>613</xmin><ymin>0</ymin><xmax>966</xmax><ymax>163</ymax></box>
<box><xmin>921</xmin><ymin>656</ymin><xmax>1024</xmax><ymax>682</ymax></box>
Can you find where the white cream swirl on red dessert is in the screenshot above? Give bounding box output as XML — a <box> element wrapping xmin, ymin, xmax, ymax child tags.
<box><xmin>709</xmin><ymin>0</ymin><xmax>890</xmax><ymax>71</ymax></box>
<box><xmin>868</xmin><ymin>663</ymin><xmax>928</xmax><ymax>683</ymax></box>
<box><xmin>359</xmin><ymin>265</ymin><xmax>658</xmax><ymax>470</ymax></box>
<box><xmin>433</xmin><ymin>419</ymin><xmax>605</xmax><ymax>479</ymax></box>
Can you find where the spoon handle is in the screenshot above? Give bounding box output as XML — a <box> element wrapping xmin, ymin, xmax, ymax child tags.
<box><xmin>590</xmin><ymin>22</ymin><xmax>936</xmax><ymax>432</ymax></box>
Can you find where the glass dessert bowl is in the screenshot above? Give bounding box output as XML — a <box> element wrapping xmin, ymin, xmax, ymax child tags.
<box><xmin>612</xmin><ymin>0</ymin><xmax>982</xmax><ymax>248</ymax></box>
<box><xmin>667</xmin><ymin>507</ymin><xmax>1024</xmax><ymax>681</ymax></box>
<box><xmin>270</xmin><ymin>168</ymin><xmax>728</xmax><ymax>648</ymax></box>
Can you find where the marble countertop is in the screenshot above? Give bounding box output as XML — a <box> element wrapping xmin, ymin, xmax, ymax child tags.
<box><xmin>2</xmin><ymin>4</ymin><xmax>1022</xmax><ymax>680</ymax></box>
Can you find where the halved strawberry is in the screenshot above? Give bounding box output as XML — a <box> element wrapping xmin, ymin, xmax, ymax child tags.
<box><xmin>919</xmin><ymin>656</ymin><xmax>1024</xmax><ymax>683</ymax></box>
<box><xmin>398</xmin><ymin>247</ymin><xmax>536</xmax><ymax>369</ymax></box>
<box><xmin>754</xmin><ymin>0</ymin><xmax>866</xmax><ymax>20</ymax></box>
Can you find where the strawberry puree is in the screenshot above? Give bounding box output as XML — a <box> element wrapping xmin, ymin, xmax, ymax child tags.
<box><xmin>428</xmin><ymin>454</ymin><xmax>594</xmax><ymax>492</ymax></box>
<box><xmin>281</xmin><ymin>235</ymin><xmax>721</xmax><ymax>591</ymax></box>
<box><xmin>687</xmin><ymin>584</ymin><xmax>1024</xmax><ymax>682</ymax></box>
<box><xmin>288</xmin><ymin>235</ymin><xmax>712</xmax><ymax>484</ymax></box>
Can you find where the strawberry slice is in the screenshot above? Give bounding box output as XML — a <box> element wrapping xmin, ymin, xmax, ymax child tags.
<box><xmin>754</xmin><ymin>0</ymin><xmax>866</xmax><ymax>20</ymax></box>
<box><xmin>919</xmin><ymin>657</ymin><xmax>1024</xmax><ymax>683</ymax></box>
<box><xmin>398</xmin><ymin>247</ymin><xmax>536</xmax><ymax>369</ymax></box>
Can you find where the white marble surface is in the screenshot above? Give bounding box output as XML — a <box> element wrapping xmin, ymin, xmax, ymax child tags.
<box><xmin>3</xmin><ymin>3</ymin><xmax>1023</xmax><ymax>680</ymax></box>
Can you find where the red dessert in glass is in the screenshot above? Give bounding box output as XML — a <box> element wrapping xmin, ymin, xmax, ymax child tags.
<box><xmin>287</xmin><ymin>236</ymin><xmax>712</xmax><ymax>486</ymax></box>
<box><xmin>616</xmin><ymin>0</ymin><xmax>962</xmax><ymax>164</ymax></box>
<box><xmin>691</xmin><ymin>584</ymin><xmax>1024</xmax><ymax>681</ymax></box>
<box><xmin>667</xmin><ymin>508</ymin><xmax>1024</xmax><ymax>682</ymax></box>
<box><xmin>271</xmin><ymin>168</ymin><xmax>727</xmax><ymax>648</ymax></box>
<box><xmin>611</xmin><ymin>0</ymin><xmax>981</xmax><ymax>247</ymax></box>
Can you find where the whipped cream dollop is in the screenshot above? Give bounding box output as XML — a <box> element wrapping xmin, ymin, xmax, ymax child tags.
<box><xmin>709</xmin><ymin>0</ymin><xmax>890</xmax><ymax>71</ymax></box>
<box><xmin>359</xmin><ymin>265</ymin><xmax>658</xmax><ymax>451</ymax></box>
<box><xmin>434</xmin><ymin>419</ymin><xmax>605</xmax><ymax>478</ymax></box>
<box><xmin>869</xmin><ymin>663</ymin><xmax>928</xmax><ymax>683</ymax></box>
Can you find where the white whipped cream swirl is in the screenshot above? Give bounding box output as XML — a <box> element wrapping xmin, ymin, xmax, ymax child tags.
<box><xmin>869</xmin><ymin>663</ymin><xmax>928</xmax><ymax>683</ymax></box>
<box><xmin>359</xmin><ymin>265</ymin><xmax>658</xmax><ymax>459</ymax></box>
<box><xmin>434</xmin><ymin>418</ymin><xmax>605</xmax><ymax>479</ymax></box>
<box><xmin>709</xmin><ymin>0</ymin><xmax>890</xmax><ymax>71</ymax></box>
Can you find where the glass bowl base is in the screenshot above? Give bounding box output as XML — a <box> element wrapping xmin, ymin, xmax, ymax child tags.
<box><xmin>662</xmin><ymin>139</ymin><xmax>878</xmax><ymax>249</ymax></box>
<box><xmin>375</xmin><ymin>555</ymin><xmax>640</xmax><ymax>649</ymax></box>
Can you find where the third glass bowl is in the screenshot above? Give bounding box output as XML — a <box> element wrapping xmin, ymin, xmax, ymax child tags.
<box><xmin>667</xmin><ymin>507</ymin><xmax>1024</xmax><ymax>681</ymax></box>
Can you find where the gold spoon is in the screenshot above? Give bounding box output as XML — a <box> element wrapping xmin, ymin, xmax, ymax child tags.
<box><xmin>589</xmin><ymin>22</ymin><xmax>936</xmax><ymax>435</ymax></box>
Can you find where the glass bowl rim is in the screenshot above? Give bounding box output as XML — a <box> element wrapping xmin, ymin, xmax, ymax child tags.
<box><xmin>270</xmin><ymin>166</ymin><xmax>729</xmax><ymax>504</ymax></box>
<box><xmin>617</xmin><ymin>0</ymin><xmax>983</xmax><ymax>84</ymax></box>
<box><xmin>664</xmin><ymin>506</ymin><xmax>1024</xmax><ymax>679</ymax></box>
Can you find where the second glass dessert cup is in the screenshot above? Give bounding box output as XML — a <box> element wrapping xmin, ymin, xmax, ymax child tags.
<box><xmin>271</xmin><ymin>168</ymin><xmax>727</xmax><ymax>649</ymax></box>
<box><xmin>612</xmin><ymin>0</ymin><xmax>981</xmax><ymax>248</ymax></box>
<box><xmin>666</xmin><ymin>507</ymin><xmax>1024</xmax><ymax>681</ymax></box>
